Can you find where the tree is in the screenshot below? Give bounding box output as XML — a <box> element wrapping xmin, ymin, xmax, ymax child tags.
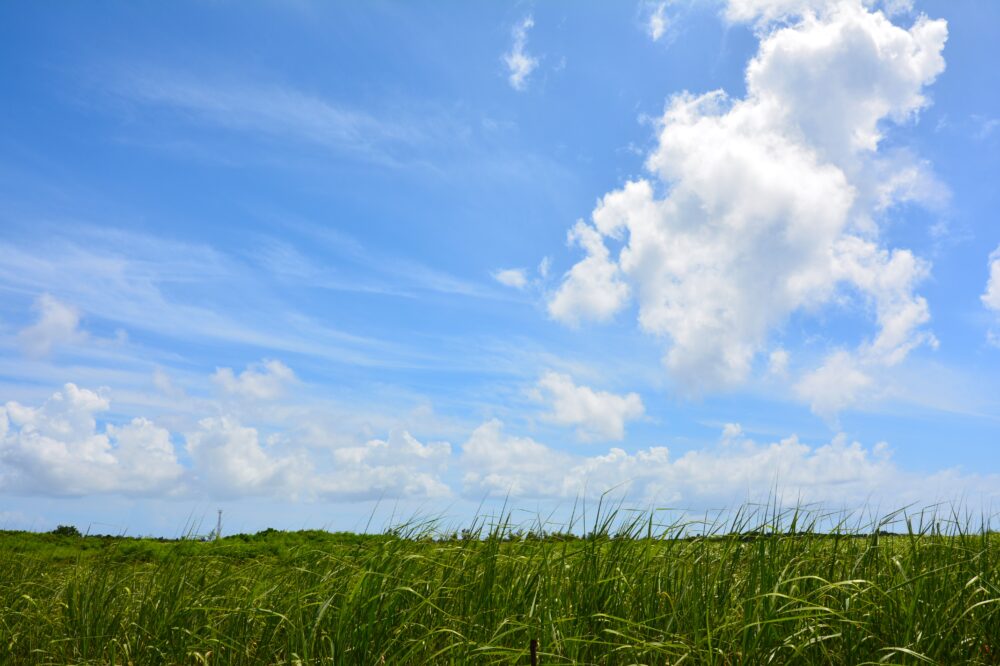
<box><xmin>51</xmin><ymin>524</ymin><xmax>82</xmax><ymax>537</ymax></box>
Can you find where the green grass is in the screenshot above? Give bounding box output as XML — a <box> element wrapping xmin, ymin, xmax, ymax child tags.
<box><xmin>2</xmin><ymin>504</ymin><xmax>999</xmax><ymax>664</ymax></box>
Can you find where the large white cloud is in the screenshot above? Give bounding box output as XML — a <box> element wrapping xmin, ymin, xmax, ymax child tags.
<box><xmin>548</xmin><ymin>0</ymin><xmax>946</xmax><ymax>409</ymax></box>
<box><xmin>0</xmin><ymin>384</ymin><xmax>183</xmax><ymax>495</ymax></box>
<box><xmin>533</xmin><ymin>371</ymin><xmax>644</xmax><ymax>441</ymax></box>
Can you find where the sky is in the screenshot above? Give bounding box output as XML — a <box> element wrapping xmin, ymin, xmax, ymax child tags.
<box><xmin>1</xmin><ymin>0</ymin><xmax>999</xmax><ymax>536</ymax></box>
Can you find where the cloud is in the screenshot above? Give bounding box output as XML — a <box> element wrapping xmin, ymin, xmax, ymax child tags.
<box><xmin>0</xmin><ymin>384</ymin><xmax>183</xmax><ymax>495</ymax></box>
<box><xmin>548</xmin><ymin>221</ymin><xmax>630</xmax><ymax>326</ymax></box>
<box><xmin>116</xmin><ymin>73</ymin><xmax>448</xmax><ymax>167</ymax></box>
<box><xmin>493</xmin><ymin>268</ymin><xmax>529</xmax><ymax>289</ymax></box>
<box><xmin>213</xmin><ymin>359</ymin><xmax>296</xmax><ymax>400</ymax></box>
<box><xmin>549</xmin><ymin>1</ymin><xmax>946</xmax><ymax>408</ymax></box>
<box><xmin>768</xmin><ymin>348</ymin><xmax>789</xmax><ymax>376</ymax></box>
<box><xmin>794</xmin><ymin>350</ymin><xmax>874</xmax><ymax>420</ymax></box>
<box><xmin>538</xmin><ymin>256</ymin><xmax>551</xmax><ymax>279</ymax></box>
<box><xmin>725</xmin><ymin>0</ymin><xmax>913</xmax><ymax>24</ymax></box>
<box><xmin>533</xmin><ymin>371</ymin><xmax>644</xmax><ymax>441</ymax></box>
<box><xmin>0</xmin><ymin>226</ymin><xmax>502</xmax><ymax>374</ymax></box>
<box><xmin>0</xmin><ymin>372</ymin><xmax>448</xmax><ymax>502</ymax></box>
<box><xmin>504</xmin><ymin>16</ymin><xmax>539</xmax><ymax>91</ymax></box>
<box><xmin>18</xmin><ymin>294</ymin><xmax>82</xmax><ymax>358</ymax></box>
<box><xmin>184</xmin><ymin>419</ymin><xmax>452</xmax><ymax>501</ymax></box>
<box><xmin>324</xmin><ymin>430</ymin><xmax>451</xmax><ymax>499</ymax></box>
<box><xmin>725</xmin><ymin>0</ymin><xmax>835</xmax><ymax>23</ymax></box>
<box><xmin>972</xmin><ymin>115</ymin><xmax>1000</xmax><ymax>141</ymax></box>
<box><xmin>879</xmin><ymin>0</ymin><xmax>914</xmax><ymax>15</ymax></box>
<box><xmin>983</xmin><ymin>246</ymin><xmax>1000</xmax><ymax>313</ymax></box>
<box><xmin>5</xmin><ymin>382</ymin><xmax>997</xmax><ymax>508</ymax></box>
<box><xmin>459</xmin><ymin>420</ymin><xmax>1000</xmax><ymax>506</ymax></box>
<box><xmin>0</xmin><ymin>381</ymin><xmax>455</xmax><ymax>501</ymax></box>
<box><xmin>647</xmin><ymin>3</ymin><xmax>671</xmax><ymax>41</ymax></box>
<box><xmin>461</xmin><ymin>419</ymin><xmax>571</xmax><ymax>497</ymax></box>
<box><xmin>983</xmin><ymin>246</ymin><xmax>1000</xmax><ymax>345</ymax></box>
<box><xmin>184</xmin><ymin>416</ymin><xmax>308</xmax><ymax>499</ymax></box>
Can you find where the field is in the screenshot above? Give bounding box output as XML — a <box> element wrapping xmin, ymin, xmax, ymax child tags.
<box><xmin>2</xmin><ymin>505</ymin><xmax>999</xmax><ymax>665</ymax></box>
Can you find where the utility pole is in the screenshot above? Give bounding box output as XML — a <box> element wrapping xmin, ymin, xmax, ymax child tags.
<box><xmin>216</xmin><ymin>509</ymin><xmax>222</xmax><ymax>541</ymax></box>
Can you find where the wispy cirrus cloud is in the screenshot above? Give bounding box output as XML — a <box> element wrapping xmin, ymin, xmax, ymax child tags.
<box><xmin>645</xmin><ymin>2</ymin><xmax>673</xmax><ymax>42</ymax></box>
<box><xmin>504</xmin><ymin>16</ymin><xmax>539</xmax><ymax>91</ymax></box>
<box><xmin>109</xmin><ymin>70</ymin><xmax>465</xmax><ymax>168</ymax></box>
<box><xmin>0</xmin><ymin>229</ymin><xmax>416</xmax><ymax>369</ymax></box>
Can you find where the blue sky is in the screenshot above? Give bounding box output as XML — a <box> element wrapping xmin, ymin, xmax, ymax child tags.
<box><xmin>1</xmin><ymin>0</ymin><xmax>999</xmax><ymax>535</ymax></box>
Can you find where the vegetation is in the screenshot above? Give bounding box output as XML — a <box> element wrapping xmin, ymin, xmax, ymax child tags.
<box><xmin>1</xmin><ymin>504</ymin><xmax>999</xmax><ymax>664</ymax></box>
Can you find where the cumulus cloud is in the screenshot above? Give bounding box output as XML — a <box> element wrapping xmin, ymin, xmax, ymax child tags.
<box><xmin>504</xmin><ymin>16</ymin><xmax>539</xmax><ymax>91</ymax></box>
<box><xmin>213</xmin><ymin>359</ymin><xmax>296</xmax><ymax>400</ymax></box>
<box><xmin>459</xmin><ymin>420</ymin><xmax>1000</xmax><ymax>506</ymax></box>
<box><xmin>533</xmin><ymin>371</ymin><xmax>644</xmax><ymax>441</ymax></box>
<box><xmin>184</xmin><ymin>416</ymin><xmax>310</xmax><ymax>499</ymax></box>
<box><xmin>324</xmin><ymin>430</ymin><xmax>451</xmax><ymax>499</ymax></box>
<box><xmin>180</xmin><ymin>415</ymin><xmax>457</xmax><ymax>501</ymax></box>
<box><xmin>548</xmin><ymin>221</ymin><xmax>629</xmax><ymax>326</ymax></box>
<box><xmin>0</xmin><ymin>384</ymin><xmax>183</xmax><ymax>495</ymax></box>
<box><xmin>461</xmin><ymin>419</ymin><xmax>572</xmax><ymax>497</ymax></box>
<box><xmin>18</xmin><ymin>294</ymin><xmax>82</xmax><ymax>358</ymax></box>
<box><xmin>183</xmin><ymin>415</ymin><xmax>455</xmax><ymax>501</ymax></box>
<box><xmin>549</xmin><ymin>0</ymin><xmax>946</xmax><ymax>409</ymax></box>
<box><xmin>493</xmin><ymin>268</ymin><xmax>528</xmax><ymax>289</ymax></box>
<box><xmin>0</xmin><ymin>381</ymin><xmax>455</xmax><ymax>501</ymax></box>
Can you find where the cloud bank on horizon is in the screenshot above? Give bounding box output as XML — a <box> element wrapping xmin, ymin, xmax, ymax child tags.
<box><xmin>3</xmin><ymin>379</ymin><xmax>997</xmax><ymax>508</ymax></box>
<box><xmin>1</xmin><ymin>0</ymin><xmax>999</xmax><ymax>529</ymax></box>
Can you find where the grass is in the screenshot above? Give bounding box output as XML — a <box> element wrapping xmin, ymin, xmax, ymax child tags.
<box><xmin>1</xmin><ymin>502</ymin><xmax>999</xmax><ymax>664</ymax></box>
